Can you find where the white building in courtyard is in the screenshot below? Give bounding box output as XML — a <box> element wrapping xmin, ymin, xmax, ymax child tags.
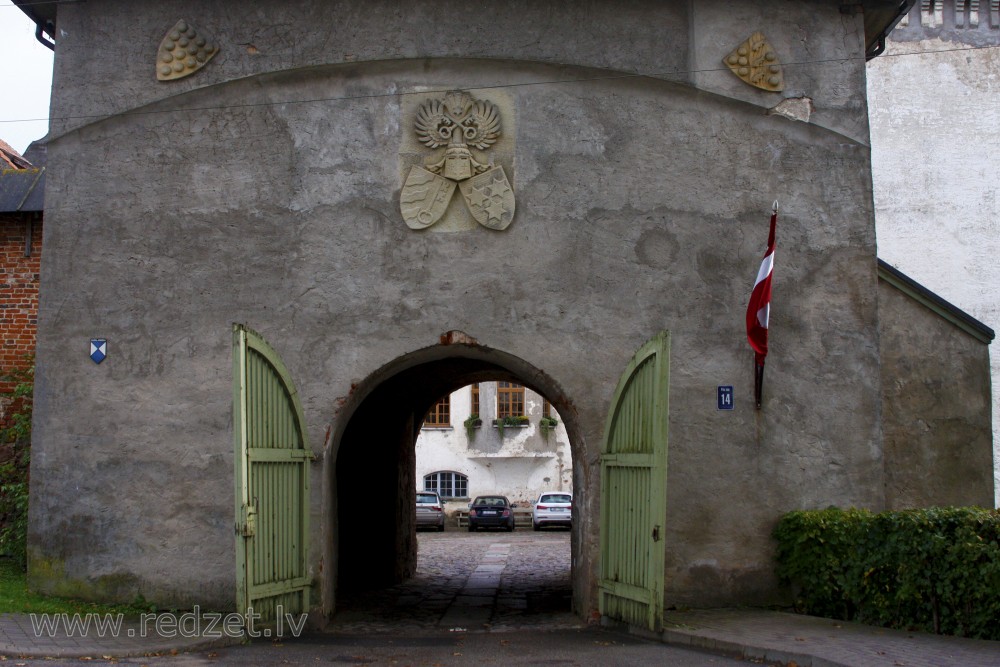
<box><xmin>416</xmin><ymin>382</ymin><xmax>572</xmax><ymax>517</ymax></box>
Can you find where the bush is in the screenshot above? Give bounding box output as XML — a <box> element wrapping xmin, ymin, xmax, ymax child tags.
<box><xmin>0</xmin><ymin>365</ymin><xmax>32</xmax><ymax>570</ymax></box>
<box><xmin>774</xmin><ymin>506</ymin><xmax>1000</xmax><ymax>640</ymax></box>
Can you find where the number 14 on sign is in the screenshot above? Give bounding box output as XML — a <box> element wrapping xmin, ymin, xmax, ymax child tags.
<box><xmin>718</xmin><ymin>386</ymin><xmax>734</xmax><ymax>410</ymax></box>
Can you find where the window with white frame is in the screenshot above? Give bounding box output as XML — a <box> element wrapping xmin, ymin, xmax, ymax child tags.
<box><xmin>424</xmin><ymin>471</ymin><xmax>468</xmax><ymax>499</ymax></box>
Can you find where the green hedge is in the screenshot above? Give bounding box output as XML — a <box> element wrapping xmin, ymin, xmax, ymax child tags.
<box><xmin>0</xmin><ymin>365</ymin><xmax>32</xmax><ymax>570</ymax></box>
<box><xmin>773</xmin><ymin>507</ymin><xmax>1000</xmax><ymax>640</ymax></box>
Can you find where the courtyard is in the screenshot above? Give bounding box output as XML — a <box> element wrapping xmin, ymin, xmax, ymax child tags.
<box><xmin>329</xmin><ymin>531</ymin><xmax>576</xmax><ymax>633</ymax></box>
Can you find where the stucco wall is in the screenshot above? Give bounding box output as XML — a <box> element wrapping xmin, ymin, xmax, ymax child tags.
<box><xmin>878</xmin><ymin>277</ymin><xmax>994</xmax><ymax>508</ymax></box>
<box><xmin>867</xmin><ymin>13</ymin><xmax>1000</xmax><ymax>506</ymax></box>
<box><xmin>28</xmin><ymin>1</ymin><xmax>884</xmax><ymax>614</ymax></box>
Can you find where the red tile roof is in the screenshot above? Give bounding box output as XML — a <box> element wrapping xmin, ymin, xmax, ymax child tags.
<box><xmin>0</xmin><ymin>140</ymin><xmax>33</xmax><ymax>170</ymax></box>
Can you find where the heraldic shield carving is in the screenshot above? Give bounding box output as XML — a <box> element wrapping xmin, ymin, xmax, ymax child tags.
<box><xmin>400</xmin><ymin>91</ymin><xmax>515</xmax><ymax>230</ymax></box>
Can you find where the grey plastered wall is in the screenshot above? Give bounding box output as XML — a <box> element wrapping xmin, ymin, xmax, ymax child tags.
<box><xmin>28</xmin><ymin>0</ymin><xmax>885</xmax><ymax>613</ymax></box>
<box><xmin>878</xmin><ymin>280</ymin><xmax>995</xmax><ymax>509</ymax></box>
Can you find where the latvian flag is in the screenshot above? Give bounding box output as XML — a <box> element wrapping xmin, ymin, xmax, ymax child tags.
<box><xmin>746</xmin><ymin>202</ymin><xmax>777</xmax><ymax>406</ymax></box>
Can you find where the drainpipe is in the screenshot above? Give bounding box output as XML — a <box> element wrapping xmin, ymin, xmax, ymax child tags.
<box><xmin>15</xmin><ymin>167</ymin><xmax>45</xmax><ymax>257</ymax></box>
<box><xmin>35</xmin><ymin>20</ymin><xmax>55</xmax><ymax>51</ymax></box>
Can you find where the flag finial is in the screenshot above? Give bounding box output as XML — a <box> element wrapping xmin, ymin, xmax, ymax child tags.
<box><xmin>772</xmin><ymin>200</ymin><xmax>779</xmax><ymax>213</ymax></box>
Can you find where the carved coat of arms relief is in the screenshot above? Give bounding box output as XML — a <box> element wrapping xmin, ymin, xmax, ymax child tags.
<box><xmin>400</xmin><ymin>91</ymin><xmax>515</xmax><ymax>231</ymax></box>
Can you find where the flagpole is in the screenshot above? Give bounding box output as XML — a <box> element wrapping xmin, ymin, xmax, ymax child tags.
<box><xmin>754</xmin><ymin>360</ymin><xmax>764</xmax><ymax>410</ymax></box>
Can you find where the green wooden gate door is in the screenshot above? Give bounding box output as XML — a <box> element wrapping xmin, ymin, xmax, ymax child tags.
<box><xmin>599</xmin><ymin>331</ymin><xmax>670</xmax><ymax>631</ymax></box>
<box><xmin>233</xmin><ymin>324</ymin><xmax>311</xmax><ymax>624</ymax></box>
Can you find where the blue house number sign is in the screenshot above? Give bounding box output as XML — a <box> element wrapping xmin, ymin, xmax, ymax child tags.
<box><xmin>717</xmin><ymin>385</ymin><xmax>734</xmax><ymax>410</ymax></box>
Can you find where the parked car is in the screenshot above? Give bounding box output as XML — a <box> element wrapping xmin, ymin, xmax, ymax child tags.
<box><xmin>416</xmin><ymin>491</ymin><xmax>445</xmax><ymax>531</ymax></box>
<box><xmin>532</xmin><ymin>491</ymin><xmax>572</xmax><ymax>530</ymax></box>
<box><xmin>467</xmin><ymin>495</ymin><xmax>516</xmax><ymax>532</ymax></box>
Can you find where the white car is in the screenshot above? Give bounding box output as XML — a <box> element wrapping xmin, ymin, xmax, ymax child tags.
<box><xmin>532</xmin><ymin>491</ymin><xmax>572</xmax><ymax>530</ymax></box>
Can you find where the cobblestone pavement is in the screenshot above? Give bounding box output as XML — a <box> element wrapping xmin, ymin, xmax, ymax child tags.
<box><xmin>329</xmin><ymin>529</ymin><xmax>580</xmax><ymax>634</ymax></box>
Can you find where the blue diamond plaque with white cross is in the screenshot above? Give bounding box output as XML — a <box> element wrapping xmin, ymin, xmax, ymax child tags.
<box><xmin>90</xmin><ymin>339</ymin><xmax>107</xmax><ymax>364</ymax></box>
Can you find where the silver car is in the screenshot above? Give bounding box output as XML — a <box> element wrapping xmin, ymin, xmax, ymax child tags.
<box><xmin>532</xmin><ymin>491</ymin><xmax>572</xmax><ymax>530</ymax></box>
<box><xmin>416</xmin><ymin>491</ymin><xmax>445</xmax><ymax>531</ymax></box>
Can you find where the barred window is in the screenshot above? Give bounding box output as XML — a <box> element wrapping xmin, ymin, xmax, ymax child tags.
<box><xmin>424</xmin><ymin>395</ymin><xmax>451</xmax><ymax>427</ymax></box>
<box><xmin>497</xmin><ymin>381</ymin><xmax>525</xmax><ymax>418</ymax></box>
<box><xmin>424</xmin><ymin>471</ymin><xmax>468</xmax><ymax>499</ymax></box>
<box><xmin>542</xmin><ymin>399</ymin><xmax>552</xmax><ymax>419</ymax></box>
<box><xmin>471</xmin><ymin>383</ymin><xmax>479</xmax><ymax>416</ymax></box>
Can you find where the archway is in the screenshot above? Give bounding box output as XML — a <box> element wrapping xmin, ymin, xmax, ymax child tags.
<box><xmin>325</xmin><ymin>338</ymin><xmax>587</xmax><ymax>620</ymax></box>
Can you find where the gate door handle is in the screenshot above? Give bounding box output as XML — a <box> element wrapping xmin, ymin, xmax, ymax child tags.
<box><xmin>239</xmin><ymin>497</ymin><xmax>257</xmax><ymax>537</ymax></box>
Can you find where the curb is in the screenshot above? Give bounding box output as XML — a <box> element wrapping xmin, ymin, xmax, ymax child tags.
<box><xmin>602</xmin><ymin>616</ymin><xmax>853</xmax><ymax>667</ymax></box>
<box><xmin>657</xmin><ymin>626</ymin><xmax>850</xmax><ymax>667</ymax></box>
<box><xmin>0</xmin><ymin>634</ymin><xmax>242</xmax><ymax>659</ymax></box>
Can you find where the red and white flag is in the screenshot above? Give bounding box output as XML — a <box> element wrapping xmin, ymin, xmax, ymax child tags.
<box><xmin>747</xmin><ymin>202</ymin><xmax>777</xmax><ymax>406</ymax></box>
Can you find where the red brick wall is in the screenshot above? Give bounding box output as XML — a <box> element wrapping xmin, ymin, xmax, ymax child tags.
<box><xmin>0</xmin><ymin>213</ymin><xmax>41</xmax><ymax>399</ymax></box>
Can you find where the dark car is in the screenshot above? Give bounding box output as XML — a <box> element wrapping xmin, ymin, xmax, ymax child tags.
<box><xmin>467</xmin><ymin>495</ymin><xmax>516</xmax><ymax>532</ymax></box>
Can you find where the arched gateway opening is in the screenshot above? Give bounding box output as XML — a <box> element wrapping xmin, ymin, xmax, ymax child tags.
<box><xmin>327</xmin><ymin>338</ymin><xmax>586</xmax><ymax>618</ymax></box>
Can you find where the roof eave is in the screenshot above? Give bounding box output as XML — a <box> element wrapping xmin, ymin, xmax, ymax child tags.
<box><xmin>13</xmin><ymin>0</ymin><xmax>57</xmax><ymax>45</ymax></box>
<box><xmin>860</xmin><ymin>0</ymin><xmax>917</xmax><ymax>60</ymax></box>
<box><xmin>878</xmin><ymin>259</ymin><xmax>996</xmax><ymax>344</ymax></box>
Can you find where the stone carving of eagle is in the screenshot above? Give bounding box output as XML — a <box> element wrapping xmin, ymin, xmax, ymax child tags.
<box><xmin>415</xmin><ymin>91</ymin><xmax>501</xmax><ymax>150</ymax></box>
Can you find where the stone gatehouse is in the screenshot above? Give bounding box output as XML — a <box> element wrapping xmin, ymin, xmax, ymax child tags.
<box><xmin>16</xmin><ymin>0</ymin><xmax>993</xmax><ymax>630</ymax></box>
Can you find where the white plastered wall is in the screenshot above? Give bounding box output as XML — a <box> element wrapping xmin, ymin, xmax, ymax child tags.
<box><xmin>868</xmin><ymin>37</ymin><xmax>1000</xmax><ymax>506</ymax></box>
<box><xmin>415</xmin><ymin>384</ymin><xmax>573</xmax><ymax>518</ymax></box>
